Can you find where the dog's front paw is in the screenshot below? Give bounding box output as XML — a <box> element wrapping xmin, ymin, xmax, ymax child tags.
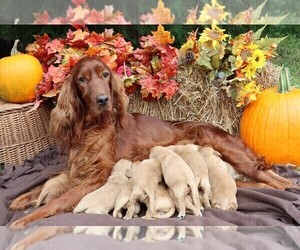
<box><xmin>9</xmin><ymin>196</ymin><xmax>32</xmax><ymax>211</ymax></box>
<box><xmin>9</xmin><ymin>218</ymin><xmax>28</xmax><ymax>231</ymax></box>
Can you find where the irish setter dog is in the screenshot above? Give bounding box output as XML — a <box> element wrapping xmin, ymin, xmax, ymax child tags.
<box><xmin>9</xmin><ymin>56</ymin><xmax>294</xmax><ymax>229</ymax></box>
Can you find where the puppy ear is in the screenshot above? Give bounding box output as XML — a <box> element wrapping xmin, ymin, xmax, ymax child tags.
<box><xmin>111</xmin><ymin>72</ymin><xmax>129</xmax><ymax>128</ymax></box>
<box><xmin>50</xmin><ymin>75</ymin><xmax>84</xmax><ymax>153</ymax></box>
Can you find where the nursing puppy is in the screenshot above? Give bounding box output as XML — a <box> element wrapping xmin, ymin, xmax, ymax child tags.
<box><xmin>144</xmin><ymin>183</ymin><xmax>176</xmax><ymax>219</ymax></box>
<box><xmin>113</xmin><ymin>181</ymin><xmax>141</xmax><ymax>219</ymax></box>
<box><xmin>123</xmin><ymin>159</ymin><xmax>162</xmax><ymax>219</ymax></box>
<box><xmin>150</xmin><ymin>146</ymin><xmax>202</xmax><ymax>219</ymax></box>
<box><xmin>167</xmin><ymin>144</ymin><xmax>211</xmax><ymax>208</ymax></box>
<box><xmin>73</xmin><ymin>159</ymin><xmax>132</xmax><ymax>214</ymax></box>
<box><xmin>199</xmin><ymin>147</ymin><xmax>238</xmax><ymax>210</ymax></box>
<box><xmin>34</xmin><ymin>173</ymin><xmax>69</xmax><ymax>207</ymax></box>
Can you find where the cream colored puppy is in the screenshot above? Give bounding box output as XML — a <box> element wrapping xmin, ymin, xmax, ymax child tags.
<box><xmin>124</xmin><ymin>159</ymin><xmax>162</xmax><ymax>219</ymax></box>
<box><xmin>150</xmin><ymin>146</ymin><xmax>202</xmax><ymax>219</ymax></box>
<box><xmin>168</xmin><ymin>190</ymin><xmax>202</xmax><ymax>216</ymax></box>
<box><xmin>167</xmin><ymin>144</ymin><xmax>211</xmax><ymax>208</ymax></box>
<box><xmin>34</xmin><ymin>173</ymin><xmax>69</xmax><ymax>207</ymax></box>
<box><xmin>112</xmin><ymin>182</ymin><xmax>141</xmax><ymax>219</ymax></box>
<box><xmin>73</xmin><ymin>159</ymin><xmax>132</xmax><ymax>214</ymax></box>
<box><xmin>144</xmin><ymin>183</ymin><xmax>176</xmax><ymax>219</ymax></box>
<box><xmin>199</xmin><ymin>147</ymin><xmax>238</xmax><ymax>210</ymax></box>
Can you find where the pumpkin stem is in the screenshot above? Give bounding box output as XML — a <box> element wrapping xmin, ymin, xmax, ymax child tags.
<box><xmin>278</xmin><ymin>67</ymin><xmax>291</xmax><ymax>93</ymax></box>
<box><xmin>10</xmin><ymin>39</ymin><xmax>20</xmax><ymax>56</ymax></box>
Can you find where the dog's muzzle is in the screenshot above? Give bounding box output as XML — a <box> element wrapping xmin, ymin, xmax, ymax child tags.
<box><xmin>96</xmin><ymin>95</ymin><xmax>109</xmax><ymax>106</ymax></box>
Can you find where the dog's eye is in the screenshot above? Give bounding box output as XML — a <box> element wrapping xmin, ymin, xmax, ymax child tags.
<box><xmin>103</xmin><ymin>72</ymin><xmax>109</xmax><ymax>78</ymax></box>
<box><xmin>78</xmin><ymin>76</ymin><xmax>86</xmax><ymax>83</ymax></box>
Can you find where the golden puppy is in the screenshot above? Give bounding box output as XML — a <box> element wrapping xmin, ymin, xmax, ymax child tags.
<box><xmin>144</xmin><ymin>183</ymin><xmax>176</xmax><ymax>219</ymax></box>
<box><xmin>168</xmin><ymin>144</ymin><xmax>212</xmax><ymax>208</ymax></box>
<box><xmin>199</xmin><ymin>146</ymin><xmax>238</xmax><ymax>210</ymax></box>
<box><xmin>73</xmin><ymin>159</ymin><xmax>132</xmax><ymax>214</ymax></box>
<box><xmin>124</xmin><ymin>159</ymin><xmax>162</xmax><ymax>219</ymax></box>
<box><xmin>150</xmin><ymin>146</ymin><xmax>202</xmax><ymax>219</ymax></box>
<box><xmin>168</xmin><ymin>191</ymin><xmax>202</xmax><ymax>216</ymax></box>
<box><xmin>112</xmin><ymin>182</ymin><xmax>141</xmax><ymax>219</ymax></box>
<box><xmin>34</xmin><ymin>173</ymin><xmax>69</xmax><ymax>207</ymax></box>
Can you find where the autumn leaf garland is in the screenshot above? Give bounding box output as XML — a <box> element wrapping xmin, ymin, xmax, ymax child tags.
<box><xmin>26</xmin><ymin>24</ymin><xmax>283</xmax><ymax>107</ymax></box>
<box><xmin>26</xmin><ymin>25</ymin><xmax>179</xmax><ymax>101</ymax></box>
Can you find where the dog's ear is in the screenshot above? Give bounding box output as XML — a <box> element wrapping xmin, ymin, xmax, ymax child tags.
<box><xmin>111</xmin><ymin>72</ymin><xmax>129</xmax><ymax>128</ymax></box>
<box><xmin>50</xmin><ymin>75</ymin><xmax>84</xmax><ymax>153</ymax></box>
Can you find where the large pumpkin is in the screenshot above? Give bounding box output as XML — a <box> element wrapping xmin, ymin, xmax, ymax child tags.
<box><xmin>0</xmin><ymin>54</ymin><xmax>43</xmax><ymax>103</ymax></box>
<box><xmin>240</xmin><ymin>68</ymin><xmax>300</xmax><ymax>165</ymax></box>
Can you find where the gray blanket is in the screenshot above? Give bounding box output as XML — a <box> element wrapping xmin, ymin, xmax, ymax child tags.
<box><xmin>1</xmin><ymin>148</ymin><xmax>300</xmax><ymax>249</ymax></box>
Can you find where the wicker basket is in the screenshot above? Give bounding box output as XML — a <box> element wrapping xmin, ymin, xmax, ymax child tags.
<box><xmin>0</xmin><ymin>100</ymin><xmax>57</xmax><ymax>165</ymax></box>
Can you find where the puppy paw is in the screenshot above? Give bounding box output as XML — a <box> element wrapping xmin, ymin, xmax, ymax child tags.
<box><xmin>212</xmin><ymin>203</ymin><xmax>221</xmax><ymax>209</ymax></box>
<box><xmin>35</xmin><ymin>189</ymin><xmax>50</xmax><ymax>207</ymax></box>
<box><xmin>227</xmin><ymin>202</ymin><xmax>238</xmax><ymax>211</ymax></box>
<box><xmin>73</xmin><ymin>201</ymin><xmax>88</xmax><ymax>213</ymax></box>
<box><xmin>177</xmin><ymin>213</ymin><xmax>185</xmax><ymax>220</ymax></box>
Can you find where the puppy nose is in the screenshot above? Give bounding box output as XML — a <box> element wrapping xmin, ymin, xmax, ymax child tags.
<box><xmin>96</xmin><ymin>95</ymin><xmax>109</xmax><ymax>106</ymax></box>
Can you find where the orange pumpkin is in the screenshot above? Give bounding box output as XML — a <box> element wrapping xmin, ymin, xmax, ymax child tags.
<box><xmin>0</xmin><ymin>54</ymin><xmax>43</xmax><ymax>103</ymax></box>
<box><xmin>240</xmin><ymin>68</ymin><xmax>300</xmax><ymax>165</ymax></box>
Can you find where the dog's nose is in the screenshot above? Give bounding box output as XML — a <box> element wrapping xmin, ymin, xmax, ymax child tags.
<box><xmin>96</xmin><ymin>95</ymin><xmax>109</xmax><ymax>106</ymax></box>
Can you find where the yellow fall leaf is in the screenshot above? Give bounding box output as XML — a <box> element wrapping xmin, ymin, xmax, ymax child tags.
<box><xmin>71</xmin><ymin>29</ymin><xmax>90</xmax><ymax>42</ymax></box>
<box><xmin>152</xmin><ymin>0</ymin><xmax>175</xmax><ymax>24</ymax></box>
<box><xmin>151</xmin><ymin>25</ymin><xmax>175</xmax><ymax>45</ymax></box>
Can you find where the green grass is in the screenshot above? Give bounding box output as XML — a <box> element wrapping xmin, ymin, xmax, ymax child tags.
<box><xmin>272</xmin><ymin>34</ymin><xmax>300</xmax><ymax>85</ymax></box>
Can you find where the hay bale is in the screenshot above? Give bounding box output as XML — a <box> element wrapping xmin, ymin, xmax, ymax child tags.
<box><xmin>128</xmin><ymin>62</ymin><xmax>281</xmax><ymax>136</ymax></box>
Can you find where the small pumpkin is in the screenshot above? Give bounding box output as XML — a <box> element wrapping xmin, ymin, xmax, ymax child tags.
<box><xmin>240</xmin><ymin>67</ymin><xmax>300</xmax><ymax>165</ymax></box>
<box><xmin>0</xmin><ymin>46</ymin><xmax>43</xmax><ymax>103</ymax></box>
